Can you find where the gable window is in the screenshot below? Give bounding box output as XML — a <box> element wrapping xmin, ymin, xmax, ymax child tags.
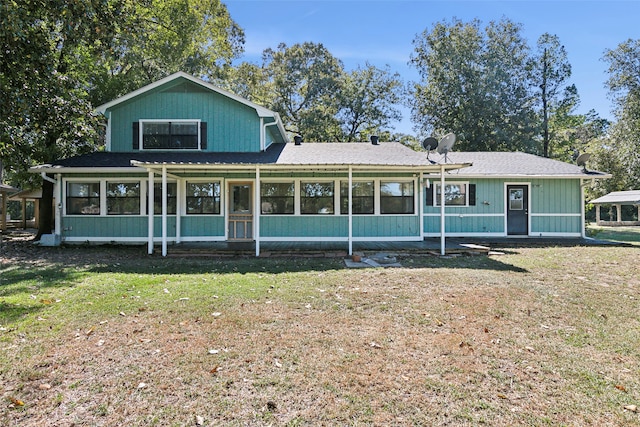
<box><xmin>340</xmin><ymin>181</ymin><xmax>374</xmax><ymax>214</ymax></box>
<box><xmin>261</xmin><ymin>182</ymin><xmax>294</xmax><ymax>214</ymax></box>
<box><xmin>107</xmin><ymin>182</ymin><xmax>140</xmax><ymax>215</ymax></box>
<box><xmin>300</xmin><ymin>182</ymin><xmax>334</xmax><ymax>214</ymax></box>
<box><xmin>135</xmin><ymin>120</ymin><xmax>206</xmax><ymax>150</ymax></box>
<box><xmin>66</xmin><ymin>182</ymin><xmax>100</xmax><ymax>215</ymax></box>
<box><xmin>151</xmin><ymin>182</ymin><xmax>177</xmax><ymax>214</ymax></box>
<box><xmin>380</xmin><ymin>181</ymin><xmax>414</xmax><ymax>214</ymax></box>
<box><xmin>186</xmin><ymin>182</ymin><xmax>221</xmax><ymax>214</ymax></box>
<box><xmin>430</xmin><ymin>183</ymin><xmax>476</xmax><ymax>207</ymax></box>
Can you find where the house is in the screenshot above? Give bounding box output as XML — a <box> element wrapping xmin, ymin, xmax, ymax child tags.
<box><xmin>31</xmin><ymin>72</ymin><xmax>609</xmax><ymax>256</ymax></box>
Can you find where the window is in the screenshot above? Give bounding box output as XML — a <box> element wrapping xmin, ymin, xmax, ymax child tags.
<box><xmin>151</xmin><ymin>182</ymin><xmax>177</xmax><ymax>214</ymax></box>
<box><xmin>107</xmin><ymin>182</ymin><xmax>140</xmax><ymax>215</ymax></box>
<box><xmin>66</xmin><ymin>182</ymin><xmax>100</xmax><ymax>215</ymax></box>
<box><xmin>380</xmin><ymin>181</ymin><xmax>414</xmax><ymax>214</ymax></box>
<box><xmin>300</xmin><ymin>182</ymin><xmax>334</xmax><ymax>214</ymax></box>
<box><xmin>186</xmin><ymin>182</ymin><xmax>221</xmax><ymax>214</ymax></box>
<box><xmin>435</xmin><ymin>183</ymin><xmax>468</xmax><ymax>206</ymax></box>
<box><xmin>261</xmin><ymin>182</ymin><xmax>294</xmax><ymax>214</ymax></box>
<box><xmin>340</xmin><ymin>181</ymin><xmax>374</xmax><ymax>214</ymax></box>
<box><xmin>139</xmin><ymin>121</ymin><xmax>201</xmax><ymax>150</ymax></box>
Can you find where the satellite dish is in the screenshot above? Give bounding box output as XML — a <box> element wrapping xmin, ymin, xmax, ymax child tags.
<box><xmin>422</xmin><ymin>137</ymin><xmax>439</xmax><ymax>164</ymax></box>
<box><xmin>422</xmin><ymin>137</ymin><xmax>438</xmax><ymax>151</ymax></box>
<box><xmin>437</xmin><ymin>133</ymin><xmax>456</xmax><ymax>162</ymax></box>
<box><xmin>576</xmin><ymin>152</ymin><xmax>591</xmax><ymax>173</ymax></box>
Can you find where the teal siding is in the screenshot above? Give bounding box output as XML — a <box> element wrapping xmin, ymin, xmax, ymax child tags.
<box><xmin>530</xmin><ymin>179</ymin><xmax>581</xmax><ymax>214</ymax></box>
<box><xmin>109</xmin><ymin>81</ymin><xmax>261</xmax><ymax>153</ymax></box>
<box><xmin>63</xmin><ymin>216</ymin><xmax>150</xmax><ymax>239</ymax></box>
<box><xmin>423</xmin><ymin>215</ymin><xmax>505</xmax><ymax>234</ymax></box>
<box><xmin>260</xmin><ymin>216</ymin><xmax>348</xmax><ymax>238</ymax></box>
<box><xmin>352</xmin><ymin>215</ymin><xmax>419</xmax><ymax>237</ymax></box>
<box><xmin>181</xmin><ymin>216</ymin><xmax>225</xmax><ymax>237</ymax></box>
<box><xmin>531</xmin><ymin>216</ymin><xmax>581</xmax><ymax>234</ymax></box>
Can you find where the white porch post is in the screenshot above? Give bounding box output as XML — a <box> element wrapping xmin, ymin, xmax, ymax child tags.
<box><xmin>255</xmin><ymin>166</ymin><xmax>261</xmax><ymax>257</ymax></box>
<box><xmin>54</xmin><ymin>173</ymin><xmax>62</xmax><ymax>237</ymax></box>
<box><xmin>348</xmin><ymin>166</ymin><xmax>353</xmax><ymax>255</ymax></box>
<box><xmin>580</xmin><ymin>180</ymin><xmax>586</xmax><ymax>238</ymax></box>
<box><xmin>596</xmin><ymin>204</ymin><xmax>601</xmax><ymax>225</ymax></box>
<box><xmin>162</xmin><ymin>166</ymin><xmax>167</xmax><ymax>257</ymax></box>
<box><xmin>176</xmin><ymin>178</ymin><xmax>181</xmax><ymax>244</ymax></box>
<box><xmin>419</xmin><ymin>172</ymin><xmax>424</xmax><ymax>239</ymax></box>
<box><xmin>616</xmin><ymin>204</ymin><xmax>622</xmax><ymax>223</ymax></box>
<box><xmin>440</xmin><ymin>165</ymin><xmax>446</xmax><ymax>256</ymax></box>
<box><xmin>147</xmin><ymin>169</ymin><xmax>154</xmax><ymax>254</ymax></box>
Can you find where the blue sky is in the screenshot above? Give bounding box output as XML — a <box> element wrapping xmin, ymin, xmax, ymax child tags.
<box><xmin>224</xmin><ymin>0</ymin><xmax>640</xmax><ymax>134</ymax></box>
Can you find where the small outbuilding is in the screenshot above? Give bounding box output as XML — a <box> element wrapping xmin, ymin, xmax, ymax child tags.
<box><xmin>590</xmin><ymin>190</ymin><xmax>640</xmax><ymax>226</ymax></box>
<box><xmin>1</xmin><ymin>183</ymin><xmax>19</xmax><ymax>231</ymax></box>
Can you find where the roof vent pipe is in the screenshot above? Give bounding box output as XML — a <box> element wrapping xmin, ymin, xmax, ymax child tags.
<box><xmin>294</xmin><ymin>135</ymin><xmax>302</xmax><ymax>145</ymax></box>
<box><xmin>370</xmin><ymin>135</ymin><xmax>379</xmax><ymax>145</ymax></box>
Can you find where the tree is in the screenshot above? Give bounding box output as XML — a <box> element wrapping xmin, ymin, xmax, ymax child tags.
<box><xmin>603</xmin><ymin>39</ymin><xmax>640</xmax><ymax>190</ymax></box>
<box><xmin>260</xmin><ymin>42</ymin><xmax>344</xmax><ymax>141</ymax></box>
<box><xmin>531</xmin><ymin>33</ymin><xmax>573</xmax><ymax>157</ymax></box>
<box><xmin>89</xmin><ymin>0</ymin><xmax>245</xmax><ymax>106</ymax></box>
<box><xmin>1</xmin><ymin>0</ymin><xmax>136</xmax><ymax>238</ymax></box>
<box><xmin>336</xmin><ymin>64</ymin><xmax>405</xmax><ymax>142</ymax></box>
<box><xmin>410</xmin><ymin>18</ymin><xmax>537</xmax><ymax>152</ymax></box>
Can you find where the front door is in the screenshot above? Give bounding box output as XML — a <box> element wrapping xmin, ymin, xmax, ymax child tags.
<box><xmin>507</xmin><ymin>185</ymin><xmax>528</xmax><ymax>236</ymax></box>
<box><xmin>227</xmin><ymin>183</ymin><xmax>253</xmax><ymax>241</ymax></box>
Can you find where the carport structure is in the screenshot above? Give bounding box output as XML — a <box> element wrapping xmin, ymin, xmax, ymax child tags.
<box><xmin>590</xmin><ymin>190</ymin><xmax>640</xmax><ymax>226</ymax></box>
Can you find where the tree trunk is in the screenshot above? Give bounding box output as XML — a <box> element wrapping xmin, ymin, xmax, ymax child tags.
<box><xmin>35</xmin><ymin>177</ymin><xmax>54</xmax><ymax>240</ymax></box>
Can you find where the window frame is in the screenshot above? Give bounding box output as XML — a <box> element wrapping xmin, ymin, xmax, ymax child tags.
<box><xmin>260</xmin><ymin>181</ymin><xmax>295</xmax><ymax>215</ymax></box>
<box><xmin>434</xmin><ymin>182</ymin><xmax>469</xmax><ymax>207</ymax></box>
<box><xmin>300</xmin><ymin>181</ymin><xmax>335</xmax><ymax>215</ymax></box>
<box><xmin>150</xmin><ymin>181</ymin><xmax>178</xmax><ymax>215</ymax></box>
<box><xmin>139</xmin><ymin>119</ymin><xmax>202</xmax><ymax>151</ymax></box>
<box><xmin>339</xmin><ymin>180</ymin><xmax>375</xmax><ymax>215</ymax></box>
<box><xmin>379</xmin><ymin>181</ymin><xmax>415</xmax><ymax>215</ymax></box>
<box><xmin>65</xmin><ymin>181</ymin><xmax>102</xmax><ymax>216</ymax></box>
<box><xmin>185</xmin><ymin>181</ymin><xmax>222</xmax><ymax>215</ymax></box>
<box><xmin>106</xmin><ymin>181</ymin><xmax>142</xmax><ymax>215</ymax></box>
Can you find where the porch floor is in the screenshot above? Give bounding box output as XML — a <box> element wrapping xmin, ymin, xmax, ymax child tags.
<box><xmin>166</xmin><ymin>237</ymin><xmax>600</xmax><ymax>257</ymax></box>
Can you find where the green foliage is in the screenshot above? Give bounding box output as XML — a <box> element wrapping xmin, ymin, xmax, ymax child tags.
<box><xmin>531</xmin><ymin>33</ymin><xmax>573</xmax><ymax>157</ymax></box>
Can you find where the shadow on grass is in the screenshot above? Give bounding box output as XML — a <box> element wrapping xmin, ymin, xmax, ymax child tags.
<box><xmin>0</xmin><ymin>301</ymin><xmax>45</xmax><ymax>326</ymax></box>
<box><xmin>0</xmin><ymin>265</ymin><xmax>87</xmax><ymax>297</ymax></box>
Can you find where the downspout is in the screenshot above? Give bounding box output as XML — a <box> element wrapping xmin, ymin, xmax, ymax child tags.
<box><xmin>348</xmin><ymin>166</ymin><xmax>353</xmax><ymax>255</ymax></box>
<box><xmin>255</xmin><ymin>166</ymin><xmax>260</xmax><ymax>257</ymax></box>
<box><xmin>162</xmin><ymin>165</ymin><xmax>167</xmax><ymax>257</ymax></box>
<box><xmin>440</xmin><ymin>165</ymin><xmax>446</xmax><ymax>256</ymax></box>
<box><xmin>148</xmin><ymin>169</ymin><xmax>154</xmax><ymax>254</ymax></box>
<box><xmin>261</xmin><ymin>119</ymin><xmax>280</xmax><ymax>151</ymax></box>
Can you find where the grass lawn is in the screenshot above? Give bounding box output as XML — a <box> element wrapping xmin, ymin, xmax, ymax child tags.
<box><xmin>1</xmin><ymin>242</ymin><xmax>639</xmax><ymax>426</ymax></box>
<box><xmin>587</xmin><ymin>223</ymin><xmax>640</xmax><ymax>245</ymax></box>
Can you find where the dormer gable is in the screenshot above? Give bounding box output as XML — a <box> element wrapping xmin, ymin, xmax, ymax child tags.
<box><xmin>97</xmin><ymin>72</ymin><xmax>287</xmax><ymax>153</ymax></box>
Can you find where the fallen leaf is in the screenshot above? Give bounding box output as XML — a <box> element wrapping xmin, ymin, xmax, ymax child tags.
<box><xmin>9</xmin><ymin>397</ymin><xmax>25</xmax><ymax>406</ymax></box>
<box><xmin>624</xmin><ymin>404</ymin><xmax>638</xmax><ymax>412</ymax></box>
<box><xmin>163</xmin><ymin>288</ymin><xmax>170</xmax><ymax>294</ymax></box>
<box><xmin>369</xmin><ymin>341</ymin><xmax>383</xmax><ymax>349</ymax></box>
<box><xmin>38</xmin><ymin>383</ymin><xmax>52</xmax><ymax>390</ymax></box>
<box><xmin>615</xmin><ymin>384</ymin><xmax>627</xmax><ymax>392</ymax></box>
<box><xmin>212</xmin><ymin>312</ymin><xmax>222</xmax><ymax>317</ymax></box>
<box><xmin>96</xmin><ymin>340</ymin><xmax>105</xmax><ymax>347</ymax></box>
<box><xmin>119</xmin><ymin>311</ymin><xmax>126</xmax><ymax>316</ymax></box>
<box><xmin>40</xmin><ymin>299</ymin><xmax>52</xmax><ymax>305</ymax></box>
<box><xmin>208</xmin><ymin>349</ymin><xmax>219</xmax><ymax>355</ymax></box>
<box><xmin>86</xmin><ymin>326</ymin><xmax>95</xmax><ymax>336</ymax></box>
<box><xmin>524</xmin><ymin>346</ymin><xmax>535</xmax><ymax>353</ymax></box>
<box><xmin>137</xmin><ymin>382</ymin><xmax>147</xmax><ymax>389</ymax></box>
<box><xmin>274</xmin><ymin>359</ymin><xmax>283</xmax><ymax>368</ymax></box>
<box><xmin>497</xmin><ymin>393</ymin><xmax>508</xmax><ymax>399</ymax></box>
<box><xmin>210</xmin><ymin>365</ymin><xmax>221</xmax><ymax>375</ymax></box>
<box><xmin>138</xmin><ymin>307</ymin><xmax>147</xmax><ymax>312</ymax></box>
<box><xmin>195</xmin><ymin>415</ymin><xmax>205</xmax><ymax>425</ymax></box>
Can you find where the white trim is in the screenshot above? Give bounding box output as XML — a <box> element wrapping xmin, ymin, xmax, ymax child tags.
<box><xmin>530</xmin><ymin>232</ymin><xmax>582</xmax><ymax>238</ymax></box>
<box><xmin>529</xmin><ymin>213</ymin><xmax>581</xmax><ymax>217</ymax></box>
<box><xmin>433</xmin><ymin>181</ymin><xmax>471</xmax><ymax>207</ymax></box>
<box><xmin>255</xmin><ymin>167</ymin><xmax>261</xmax><ymax>256</ymax></box>
<box><xmin>352</xmin><ymin>236</ymin><xmax>423</xmax><ymax>242</ymax></box>
<box><xmin>259</xmin><ymin>236</ymin><xmax>350</xmax><ymax>242</ymax></box>
<box><xmin>176</xmin><ymin>177</ymin><xmax>182</xmax><ymax>243</ymax></box>
<box><xmin>148</xmin><ymin>170</ymin><xmax>154</xmax><ymax>254</ymax></box>
<box><xmin>440</xmin><ymin>165</ymin><xmax>446</xmax><ymax>255</ymax></box>
<box><xmin>64</xmin><ymin>237</ymin><xmax>175</xmax><ymax>243</ymax></box>
<box><xmin>424</xmin><ymin>232</ymin><xmax>505</xmax><ymax>238</ymax></box>
<box><xmin>348</xmin><ymin>166</ymin><xmax>353</xmax><ymax>255</ymax></box>
<box><xmin>423</xmin><ymin>213</ymin><xmax>504</xmax><ymax>217</ymax></box>
<box><xmin>162</xmin><ymin>166</ymin><xmax>167</xmax><ymax>256</ymax></box>
<box><xmin>177</xmin><ymin>236</ymin><xmax>226</xmax><ymax>242</ymax></box>
<box><xmin>105</xmin><ymin>111</ymin><xmax>112</xmax><ymax>151</ymax></box>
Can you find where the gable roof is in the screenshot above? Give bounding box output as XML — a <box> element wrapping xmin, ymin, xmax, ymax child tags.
<box><xmin>431</xmin><ymin>152</ymin><xmax>610</xmax><ymax>178</ymax></box>
<box><xmin>590</xmin><ymin>190</ymin><xmax>640</xmax><ymax>205</ymax></box>
<box><xmin>95</xmin><ymin>72</ymin><xmax>287</xmax><ymax>142</ymax></box>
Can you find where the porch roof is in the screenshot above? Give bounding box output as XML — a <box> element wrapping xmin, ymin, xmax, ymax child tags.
<box><xmin>590</xmin><ymin>190</ymin><xmax>640</xmax><ymax>205</ymax></box>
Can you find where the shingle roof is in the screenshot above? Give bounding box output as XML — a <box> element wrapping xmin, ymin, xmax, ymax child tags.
<box><xmin>590</xmin><ymin>190</ymin><xmax>640</xmax><ymax>205</ymax></box>
<box><xmin>432</xmin><ymin>151</ymin><xmax>608</xmax><ymax>177</ymax></box>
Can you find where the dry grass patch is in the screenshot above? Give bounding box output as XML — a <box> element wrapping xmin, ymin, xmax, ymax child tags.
<box><xmin>1</xmin><ymin>243</ymin><xmax>639</xmax><ymax>426</ymax></box>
